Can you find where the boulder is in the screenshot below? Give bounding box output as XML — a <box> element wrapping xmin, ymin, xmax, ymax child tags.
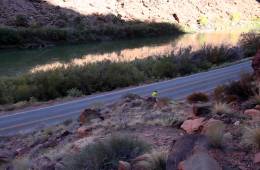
<box><xmin>181</xmin><ymin>152</ymin><xmax>222</xmax><ymax>170</ymax></box>
<box><xmin>78</xmin><ymin>108</ymin><xmax>104</xmax><ymax>125</ymax></box>
<box><xmin>254</xmin><ymin>152</ymin><xmax>260</xmax><ymax>164</ymax></box>
<box><xmin>166</xmin><ymin>134</ymin><xmax>209</xmax><ymax>170</ymax></box>
<box><xmin>244</xmin><ymin>109</ymin><xmax>260</xmax><ymax>118</ymax></box>
<box><xmin>181</xmin><ymin>118</ymin><xmax>206</xmax><ymax>134</ymax></box>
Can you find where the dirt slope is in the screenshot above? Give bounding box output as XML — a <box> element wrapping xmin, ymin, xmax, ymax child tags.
<box><xmin>0</xmin><ymin>0</ymin><xmax>259</xmax><ymax>31</ymax></box>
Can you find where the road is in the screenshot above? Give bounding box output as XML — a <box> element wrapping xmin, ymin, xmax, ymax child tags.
<box><xmin>0</xmin><ymin>61</ymin><xmax>252</xmax><ymax>136</ymax></box>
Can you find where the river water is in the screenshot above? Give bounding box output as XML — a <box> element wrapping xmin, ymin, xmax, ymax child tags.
<box><xmin>0</xmin><ymin>32</ymin><xmax>242</xmax><ymax>76</ymax></box>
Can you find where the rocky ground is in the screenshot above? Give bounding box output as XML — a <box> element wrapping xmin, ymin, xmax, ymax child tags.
<box><xmin>0</xmin><ymin>90</ymin><xmax>260</xmax><ymax>169</ymax></box>
<box><xmin>0</xmin><ymin>0</ymin><xmax>259</xmax><ymax>31</ymax></box>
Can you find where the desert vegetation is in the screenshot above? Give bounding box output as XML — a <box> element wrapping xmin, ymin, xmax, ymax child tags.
<box><xmin>64</xmin><ymin>135</ymin><xmax>151</xmax><ymax>170</ymax></box>
<box><xmin>0</xmin><ymin>45</ymin><xmax>247</xmax><ymax>105</ymax></box>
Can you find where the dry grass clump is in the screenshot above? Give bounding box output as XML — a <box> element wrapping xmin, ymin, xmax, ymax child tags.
<box><xmin>239</xmin><ymin>32</ymin><xmax>260</xmax><ymax>57</ymax></box>
<box><xmin>187</xmin><ymin>92</ymin><xmax>209</xmax><ymax>104</ymax></box>
<box><xmin>211</xmin><ymin>102</ymin><xmax>233</xmax><ymax>115</ymax></box>
<box><xmin>242</xmin><ymin>127</ymin><xmax>260</xmax><ymax>149</ymax></box>
<box><xmin>204</xmin><ymin>121</ymin><xmax>225</xmax><ymax>148</ymax></box>
<box><xmin>132</xmin><ymin>151</ymin><xmax>167</xmax><ymax>170</ymax></box>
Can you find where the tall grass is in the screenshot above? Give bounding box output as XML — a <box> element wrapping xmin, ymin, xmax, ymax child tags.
<box><xmin>0</xmin><ymin>45</ymin><xmax>247</xmax><ymax>105</ymax></box>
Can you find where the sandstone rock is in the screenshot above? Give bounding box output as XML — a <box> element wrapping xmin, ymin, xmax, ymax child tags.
<box><xmin>118</xmin><ymin>161</ymin><xmax>131</xmax><ymax>170</ymax></box>
<box><xmin>254</xmin><ymin>152</ymin><xmax>260</xmax><ymax>164</ymax></box>
<box><xmin>77</xmin><ymin>126</ymin><xmax>91</xmax><ymax>138</ymax></box>
<box><xmin>78</xmin><ymin>108</ymin><xmax>104</xmax><ymax>125</ymax></box>
<box><xmin>181</xmin><ymin>118</ymin><xmax>205</xmax><ymax>134</ymax></box>
<box><xmin>244</xmin><ymin>109</ymin><xmax>260</xmax><ymax>117</ymax></box>
<box><xmin>181</xmin><ymin>152</ymin><xmax>222</xmax><ymax>170</ymax></box>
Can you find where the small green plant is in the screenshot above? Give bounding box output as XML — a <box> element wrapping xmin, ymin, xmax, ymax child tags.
<box><xmin>187</xmin><ymin>92</ymin><xmax>209</xmax><ymax>104</ymax></box>
<box><xmin>205</xmin><ymin>121</ymin><xmax>225</xmax><ymax>148</ymax></box>
<box><xmin>211</xmin><ymin>102</ymin><xmax>232</xmax><ymax>115</ymax></box>
<box><xmin>242</xmin><ymin>127</ymin><xmax>260</xmax><ymax>149</ymax></box>
<box><xmin>64</xmin><ymin>135</ymin><xmax>151</xmax><ymax>170</ymax></box>
<box><xmin>197</xmin><ymin>15</ymin><xmax>208</xmax><ymax>26</ymax></box>
<box><xmin>67</xmin><ymin>88</ymin><xmax>83</xmax><ymax>97</ymax></box>
<box><xmin>230</xmin><ymin>12</ymin><xmax>241</xmax><ymax>23</ymax></box>
<box><xmin>15</xmin><ymin>15</ymin><xmax>29</xmax><ymax>27</ymax></box>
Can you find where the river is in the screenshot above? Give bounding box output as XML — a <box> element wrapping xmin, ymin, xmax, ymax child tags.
<box><xmin>0</xmin><ymin>32</ymin><xmax>242</xmax><ymax>76</ymax></box>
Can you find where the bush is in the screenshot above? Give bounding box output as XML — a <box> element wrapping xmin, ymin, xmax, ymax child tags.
<box><xmin>187</xmin><ymin>92</ymin><xmax>209</xmax><ymax>104</ymax></box>
<box><xmin>64</xmin><ymin>135</ymin><xmax>151</xmax><ymax>170</ymax></box>
<box><xmin>242</xmin><ymin>127</ymin><xmax>260</xmax><ymax>149</ymax></box>
<box><xmin>205</xmin><ymin>121</ymin><xmax>225</xmax><ymax>148</ymax></box>
<box><xmin>239</xmin><ymin>32</ymin><xmax>260</xmax><ymax>57</ymax></box>
<box><xmin>223</xmin><ymin>74</ymin><xmax>255</xmax><ymax>101</ymax></box>
<box><xmin>15</xmin><ymin>15</ymin><xmax>29</xmax><ymax>27</ymax></box>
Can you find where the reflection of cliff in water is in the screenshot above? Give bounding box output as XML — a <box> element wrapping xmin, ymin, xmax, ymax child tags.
<box><xmin>0</xmin><ymin>32</ymin><xmax>242</xmax><ymax>76</ymax></box>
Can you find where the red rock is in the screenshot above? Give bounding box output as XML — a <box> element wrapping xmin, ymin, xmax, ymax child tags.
<box><xmin>244</xmin><ymin>109</ymin><xmax>260</xmax><ymax>120</ymax></box>
<box><xmin>118</xmin><ymin>161</ymin><xmax>130</xmax><ymax>170</ymax></box>
<box><xmin>181</xmin><ymin>118</ymin><xmax>206</xmax><ymax>134</ymax></box>
<box><xmin>254</xmin><ymin>152</ymin><xmax>260</xmax><ymax>164</ymax></box>
<box><xmin>77</xmin><ymin>126</ymin><xmax>91</xmax><ymax>138</ymax></box>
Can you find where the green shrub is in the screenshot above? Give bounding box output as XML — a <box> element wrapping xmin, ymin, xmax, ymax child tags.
<box><xmin>64</xmin><ymin>135</ymin><xmax>151</xmax><ymax>170</ymax></box>
<box><xmin>187</xmin><ymin>92</ymin><xmax>209</xmax><ymax>104</ymax></box>
<box><xmin>239</xmin><ymin>32</ymin><xmax>260</xmax><ymax>57</ymax></box>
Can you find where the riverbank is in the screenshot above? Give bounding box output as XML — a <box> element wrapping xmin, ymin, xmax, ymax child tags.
<box><xmin>0</xmin><ymin>44</ymin><xmax>249</xmax><ymax>106</ymax></box>
<box><xmin>0</xmin><ymin>22</ymin><xmax>183</xmax><ymax>49</ymax></box>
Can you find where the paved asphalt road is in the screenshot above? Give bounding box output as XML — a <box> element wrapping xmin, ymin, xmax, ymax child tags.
<box><xmin>0</xmin><ymin>61</ymin><xmax>252</xmax><ymax>136</ymax></box>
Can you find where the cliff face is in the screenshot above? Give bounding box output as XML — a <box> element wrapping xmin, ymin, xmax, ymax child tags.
<box><xmin>0</xmin><ymin>0</ymin><xmax>259</xmax><ymax>31</ymax></box>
